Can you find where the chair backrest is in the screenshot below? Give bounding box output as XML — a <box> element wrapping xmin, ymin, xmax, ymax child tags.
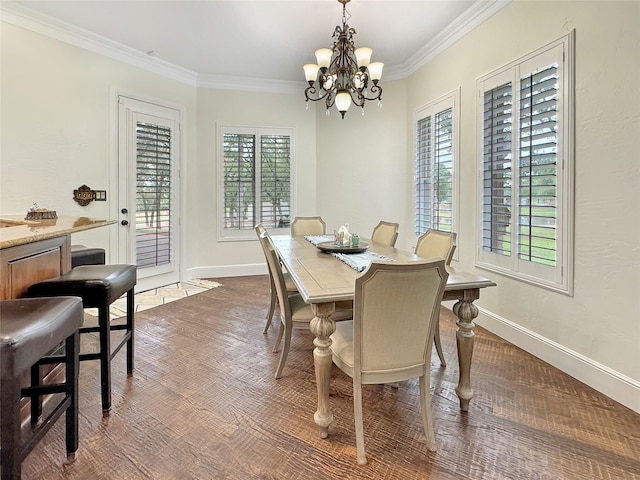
<box><xmin>291</xmin><ymin>216</ymin><xmax>326</xmax><ymax>236</ymax></box>
<box><xmin>257</xmin><ymin>228</ymin><xmax>292</xmax><ymax>320</ymax></box>
<box><xmin>353</xmin><ymin>260</ymin><xmax>448</xmax><ymax>380</ymax></box>
<box><xmin>414</xmin><ymin>229</ymin><xmax>457</xmax><ymax>265</ymax></box>
<box><xmin>370</xmin><ymin>221</ymin><xmax>399</xmax><ymax>247</ymax></box>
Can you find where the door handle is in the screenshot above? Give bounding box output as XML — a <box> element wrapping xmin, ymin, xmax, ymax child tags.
<box><xmin>121</xmin><ymin>220</ymin><xmax>129</xmax><ymax>226</ymax></box>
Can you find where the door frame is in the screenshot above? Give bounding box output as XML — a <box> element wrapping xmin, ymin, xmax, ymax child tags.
<box><xmin>109</xmin><ymin>89</ymin><xmax>185</xmax><ymax>292</ymax></box>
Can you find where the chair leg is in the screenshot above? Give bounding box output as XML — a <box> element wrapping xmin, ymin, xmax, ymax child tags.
<box><xmin>264</xmin><ymin>279</ymin><xmax>277</xmax><ymax>334</ymax></box>
<box><xmin>434</xmin><ymin>318</ymin><xmax>446</xmax><ymax>367</ymax></box>
<box><xmin>419</xmin><ymin>374</ymin><xmax>437</xmax><ymax>452</ymax></box>
<box><xmin>98</xmin><ymin>304</ymin><xmax>112</xmax><ymax>416</ymax></box>
<box><xmin>353</xmin><ymin>379</ymin><xmax>367</xmax><ymax>465</ymax></box>
<box><xmin>272</xmin><ymin>320</ymin><xmax>285</xmax><ymax>354</ymax></box>
<box><xmin>274</xmin><ymin>321</ymin><xmax>293</xmax><ymax>379</ymax></box>
<box><xmin>0</xmin><ymin>376</ymin><xmax>22</xmax><ymax>480</ymax></box>
<box><xmin>65</xmin><ymin>330</ymin><xmax>79</xmax><ymax>462</ymax></box>
<box><xmin>126</xmin><ymin>288</ymin><xmax>135</xmax><ymax>375</ymax></box>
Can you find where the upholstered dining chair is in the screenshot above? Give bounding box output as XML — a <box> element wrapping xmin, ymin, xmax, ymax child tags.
<box><xmin>291</xmin><ymin>216</ymin><xmax>326</xmax><ymax>236</ymax></box>
<box><xmin>255</xmin><ymin>224</ymin><xmax>298</xmax><ymax>333</ymax></box>
<box><xmin>330</xmin><ymin>259</ymin><xmax>449</xmax><ymax>465</ymax></box>
<box><xmin>414</xmin><ymin>229</ymin><xmax>457</xmax><ymax>366</ymax></box>
<box><xmin>370</xmin><ymin>221</ymin><xmax>399</xmax><ymax>247</ymax></box>
<box><xmin>260</xmin><ymin>230</ymin><xmax>352</xmax><ymax>379</ymax></box>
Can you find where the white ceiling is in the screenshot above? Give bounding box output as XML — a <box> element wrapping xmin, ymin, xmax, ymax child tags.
<box><xmin>5</xmin><ymin>0</ymin><xmax>507</xmax><ymax>86</ymax></box>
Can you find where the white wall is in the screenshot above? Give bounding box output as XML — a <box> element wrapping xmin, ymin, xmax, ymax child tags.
<box><xmin>187</xmin><ymin>88</ymin><xmax>317</xmax><ymax>279</ymax></box>
<box><xmin>315</xmin><ymin>80</ymin><xmax>411</xmax><ymax>246</ymax></box>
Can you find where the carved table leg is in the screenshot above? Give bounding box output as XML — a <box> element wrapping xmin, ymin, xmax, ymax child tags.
<box><xmin>309</xmin><ymin>302</ymin><xmax>336</xmax><ymax>439</ymax></box>
<box><xmin>453</xmin><ymin>291</ymin><xmax>479</xmax><ymax>412</ymax></box>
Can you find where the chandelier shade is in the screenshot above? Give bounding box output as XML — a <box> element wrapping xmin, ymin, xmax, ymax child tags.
<box><xmin>303</xmin><ymin>0</ymin><xmax>384</xmax><ymax>119</ymax></box>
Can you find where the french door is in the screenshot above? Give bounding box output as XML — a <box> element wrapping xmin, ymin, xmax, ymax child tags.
<box><xmin>117</xmin><ymin>96</ymin><xmax>181</xmax><ymax>292</ymax></box>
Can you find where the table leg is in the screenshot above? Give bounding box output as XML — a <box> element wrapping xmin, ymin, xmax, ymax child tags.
<box><xmin>309</xmin><ymin>302</ymin><xmax>336</xmax><ymax>439</ymax></box>
<box><xmin>453</xmin><ymin>291</ymin><xmax>479</xmax><ymax>412</ymax></box>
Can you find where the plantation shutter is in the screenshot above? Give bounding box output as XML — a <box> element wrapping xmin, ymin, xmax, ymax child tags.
<box><xmin>223</xmin><ymin>133</ymin><xmax>256</xmax><ymax>229</ymax></box>
<box><xmin>482</xmin><ymin>82</ymin><xmax>513</xmax><ymax>257</ymax></box>
<box><xmin>415</xmin><ymin>116</ymin><xmax>432</xmax><ymax>234</ymax></box>
<box><xmin>260</xmin><ymin>135</ymin><xmax>291</xmax><ymax>229</ymax></box>
<box><xmin>433</xmin><ymin>108</ymin><xmax>453</xmax><ymax>232</ymax></box>
<box><xmin>518</xmin><ymin>65</ymin><xmax>558</xmax><ymax>266</ymax></box>
<box><xmin>136</xmin><ymin>122</ymin><xmax>172</xmax><ymax>268</ymax></box>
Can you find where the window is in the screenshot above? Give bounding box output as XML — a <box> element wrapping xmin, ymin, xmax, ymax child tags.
<box><xmin>477</xmin><ymin>32</ymin><xmax>574</xmax><ymax>294</ymax></box>
<box><xmin>415</xmin><ymin>90</ymin><xmax>459</xmax><ymax>240</ymax></box>
<box><xmin>219</xmin><ymin>125</ymin><xmax>293</xmax><ymax>239</ymax></box>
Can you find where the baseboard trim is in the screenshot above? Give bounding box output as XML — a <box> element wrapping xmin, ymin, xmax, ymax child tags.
<box><xmin>184</xmin><ymin>263</ymin><xmax>266</xmax><ymax>281</ymax></box>
<box><xmin>475</xmin><ymin>307</ymin><xmax>640</xmax><ymax>414</ymax></box>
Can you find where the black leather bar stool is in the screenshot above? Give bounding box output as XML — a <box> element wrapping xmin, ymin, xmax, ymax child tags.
<box><xmin>1</xmin><ymin>297</ymin><xmax>83</xmax><ymax>480</ymax></box>
<box><xmin>25</xmin><ymin>264</ymin><xmax>136</xmax><ymax>416</ymax></box>
<box><xmin>71</xmin><ymin>245</ymin><xmax>106</xmax><ymax>268</ymax></box>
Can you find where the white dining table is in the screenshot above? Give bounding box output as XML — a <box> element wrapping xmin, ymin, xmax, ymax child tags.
<box><xmin>270</xmin><ymin>234</ymin><xmax>496</xmax><ymax>438</ymax></box>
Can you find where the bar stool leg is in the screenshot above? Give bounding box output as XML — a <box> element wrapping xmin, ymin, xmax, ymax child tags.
<box><xmin>126</xmin><ymin>288</ymin><xmax>134</xmax><ymax>375</ymax></box>
<box><xmin>65</xmin><ymin>330</ymin><xmax>80</xmax><ymax>462</ymax></box>
<box><xmin>30</xmin><ymin>363</ymin><xmax>43</xmax><ymax>423</ymax></box>
<box><xmin>0</xmin><ymin>376</ymin><xmax>21</xmax><ymax>479</ymax></box>
<box><xmin>98</xmin><ymin>305</ymin><xmax>112</xmax><ymax>416</ymax></box>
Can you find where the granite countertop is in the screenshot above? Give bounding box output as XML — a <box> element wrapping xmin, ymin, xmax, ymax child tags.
<box><xmin>0</xmin><ymin>215</ymin><xmax>116</xmax><ymax>249</ymax></box>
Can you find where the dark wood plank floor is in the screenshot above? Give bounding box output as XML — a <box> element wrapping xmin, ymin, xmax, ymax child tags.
<box><xmin>20</xmin><ymin>275</ymin><xmax>640</xmax><ymax>479</ymax></box>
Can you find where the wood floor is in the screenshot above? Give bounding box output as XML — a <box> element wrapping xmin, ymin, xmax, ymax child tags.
<box><xmin>19</xmin><ymin>275</ymin><xmax>640</xmax><ymax>479</ymax></box>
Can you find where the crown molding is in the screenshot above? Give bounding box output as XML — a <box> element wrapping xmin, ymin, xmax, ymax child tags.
<box><xmin>196</xmin><ymin>74</ymin><xmax>305</xmax><ymax>95</ymax></box>
<box><xmin>385</xmin><ymin>0</ymin><xmax>512</xmax><ymax>81</ymax></box>
<box><xmin>2</xmin><ymin>0</ymin><xmax>511</xmax><ymax>90</ymax></box>
<box><xmin>1</xmin><ymin>2</ymin><xmax>198</xmax><ymax>86</ymax></box>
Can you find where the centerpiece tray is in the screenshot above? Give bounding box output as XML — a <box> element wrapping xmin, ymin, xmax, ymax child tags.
<box><xmin>316</xmin><ymin>241</ymin><xmax>369</xmax><ymax>254</ymax></box>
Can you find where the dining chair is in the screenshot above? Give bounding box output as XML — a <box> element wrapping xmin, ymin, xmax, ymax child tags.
<box><xmin>414</xmin><ymin>229</ymin><xmax>457</xmax><ymax>366</ymax></box>
<box><xmin>330</xmin><ymin>259</ymin><xmax>449</xmax><ymax>465</ymax></box>
<box><xmin>290</xmin><ymin>216</ymin><xmax>326</xmax><ymax>236</ymax></box>
<box><xmin>255</xmin><ymin>224</ymin><xmax>298</xmax><ymax>334</ymax></box>
<box><xmin>370</xmin><ymin>220</ymin><xmax>399</xmax><ymax>247</ymax></box>
<box><xmin>260</xmin><ymin>230</ymin><xmax>351</xmax><ymax>379</ymax></box>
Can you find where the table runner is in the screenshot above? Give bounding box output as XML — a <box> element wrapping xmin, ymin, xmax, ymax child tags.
<box><xmin>331</xmin><ymin>251</ymin><xmax>395</xmax><ymax>272</ymax></box>
<box><xmin>304</xmin><ymin>234</ymin><xmax>335</xmax><ymax>245</ymax></box>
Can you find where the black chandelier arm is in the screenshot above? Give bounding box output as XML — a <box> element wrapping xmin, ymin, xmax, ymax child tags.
<box><xmin>358</xmin><ymin>83</ymin><xmax>383</xmax><ymax>102</ymax></box>
<box><xmin>349</xmin><ymin>84</ymin><xmax>383</xmax><ymax>108</ymax></box>
<box><xmin>304</xmin><ymin>84</ymin><xmax>332</xmax><ymax>103</ymax></box>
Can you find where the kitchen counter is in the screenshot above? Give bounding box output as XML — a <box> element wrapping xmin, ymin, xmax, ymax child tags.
<box><xmin>0</xmin><ymin>215</ymin><xmax>116</xmax><ymax>249</ymax></box>
<box><xmin>0</xmin><ymin>214</ymin><xmax>116</xmax><ymax>299</ymax></box>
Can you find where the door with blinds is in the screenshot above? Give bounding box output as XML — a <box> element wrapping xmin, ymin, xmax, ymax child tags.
<box><xmin>117</xmin><ymin>96</ymin><xmax>181</xmax><ymax>292</ymax></box>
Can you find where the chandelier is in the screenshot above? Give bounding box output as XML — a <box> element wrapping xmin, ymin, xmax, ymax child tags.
<box><xmin>303</xmin><ymin>0</ymin><xmax>384</xmax><ymax>119</ymax></box>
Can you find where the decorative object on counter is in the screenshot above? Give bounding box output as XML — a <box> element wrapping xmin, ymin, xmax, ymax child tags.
<box><xmin>24</xmin><ymin>202</ymin><xmax>57</xmax><ymax>220</ymax></box>
<box><xmin>73</xmin><ymin>184</ymin><xmax>96</xmax><ymax>206</ymax></box>
<box><xmin>334</xmin><ymin>224</ymin><xmax>352</xmax><ymax>246</ymax></box>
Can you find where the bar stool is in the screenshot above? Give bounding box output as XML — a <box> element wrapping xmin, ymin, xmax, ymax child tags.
<box><xmin>1</xmin><ymin>297</ymin><xmax>83</xmax><ymax>480</ymax></box>
<box><xmin>25</xmin><ymin>264</ymin><xmax>136</xmax><ymax>416</ymax></box>
<box><xmin>71</xmin><ymin>244</ymin><xmax>106</xmax><ymax>268</ymax></box>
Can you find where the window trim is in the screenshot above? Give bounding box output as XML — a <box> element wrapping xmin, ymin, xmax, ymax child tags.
<box><xmin>217</xmin><ymin>124</ymin><xmax>295</xmax><ymax>241</ymax></box>
<box><xmin>475</xmin><ymin>31</ymin><xmax>575</xmax><ymax>295</ymax></box>
<box><xmin>414</xmin><ymin>88</ymin><xmax>460</xmax><ymax>257</ymax></box>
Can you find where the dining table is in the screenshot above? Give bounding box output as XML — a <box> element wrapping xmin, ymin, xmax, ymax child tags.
<box><xmin>270</xmin><ymin>234</ymin><xmax>497</xmax><ymax>439</ymax></box>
